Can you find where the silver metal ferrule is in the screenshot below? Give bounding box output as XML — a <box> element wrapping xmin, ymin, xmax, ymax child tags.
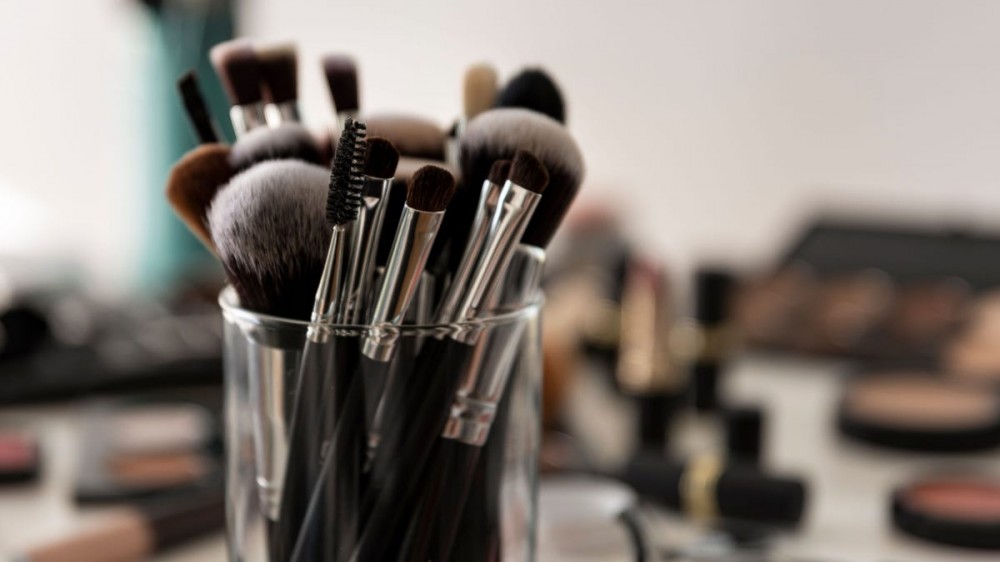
<box><xmin>442</xmin><ymin>245</ymin><xmax>546</xmax><ymax>445</ymax></box>
<box><xmin>229</xmin><ymin>103</ymin><xmax>268</xmax><ymax>137</ymax></box>
<box><xmin>363</xmin><ymin>206</ymin><xmax>444</xmax><ymax>360</ymax></box>
<box><xmin>308</xmin><ymin>225</ymin><xmax>349</xmax><ymax>342</ymax></box>
<box><xmin>453</xmin><ymin>181</ymin><xmax>542</xmax><ymax>340</ymax></box>
<box><xmin>264</xmin><ymin>100</ymin><xmax>301</xmax><ymax>127</ymax></box>
<box><xmin>435</xmin><ymin>179</ymin><xmax>508</xmax><ymax>324</ymax></box>
<box><xmin>341</xmin><ymin>177</ymin><xmax>392</xmax><ymax>324</ymax></box>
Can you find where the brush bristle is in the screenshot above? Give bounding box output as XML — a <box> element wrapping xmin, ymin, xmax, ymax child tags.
<box><xmin>210</xmin><ymin>39</ymin><xmax>263</xmax><ymax>105</ymax></box>
<box><xmin>463</xmin><ymin>63</ymin><xmax>498</xmax><ymax>120</ymax></box>
<box><xmin>407</xmin><ymin>165</ymin><xmax>456</xmax><ymax>213</ymax></box>
<box><xmin>364</xmin><ymin>137</ymin><xmax>400</xmax><ymax>179</ymax></box>
<box><xmin>461</xmin><ymin>108</ymin><xmax>584</xmax><ymax>249</ymax></box>
<box><xmin>228</xmin><ymin>123</ymin><xmax>322</xmax><ymax>171</ymax></box>
<box><xmin>487</xmin><ymin>160</ymin><xmax>511</xmax><ymax>185</ymax></box>
<box><xmin>208</xmin><ymin>160</ymin><xmax>332</xmax><ymax>318</ymax></box>
<box><xmin>322</xmin><ymin>54</ymin><xmax>360</xmax><ymax>114</ymax></box>
<box><xmin>508</xmin><ymin>150</ymin><xmax>549</xmax><ymax>194</ymax></box>
<box><xmin>495</xmin><ymin>68</ymin><xmax>565</xmax><ymax>124</ymax></box>
<box><xmin>365</xmin><ymin>113</ymin><xmax>446</xmax><ymax>161</ymax></box>
<box><xmin>177</xmin><ymin>70</ymin><xmax>219</xmax><ymax>144</ymax></box>
<box><xmin>256</xmin><ymin>43</ymin><xmax>298</xmax><ymax>104</ymax></box>
<box><xmin>327</xmin><ymin>119</ymin><xmax>367</xmax><ymax>226</ymax></box>
<box><xmin>166</xmin><ymin>144</ymin><xmax>234</xmax><ymax>252</ymax></box>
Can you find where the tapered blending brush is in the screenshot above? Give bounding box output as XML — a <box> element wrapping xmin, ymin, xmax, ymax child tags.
<box><xmin>277</xmin><ymin>119</ymin><xmax>366</xmax><ymax>562</ymax></box>
<box><xmin>256</xmin><ymin>42</ymin><xmax>300</xmax><ymax>126</ymax></box>
<box><xmin>210</xmin><ymin>40</ymin><xmax>267</xmax><ymax>137</ymax></box>
<box><xmin>365</xmin><ymin>113</ymin><xmax>447</xmax><ymax>161</ymax></box>
<box><xmin>495</xmin><ymin>67</ymin><xmax>567</xmax><ymax>124</ymax></box>
<box><xmin>165</xmin><ymin>143</ymin><xmax>234</xmax><ymax>254</ymax></box>
<box><xmin>207</xmin><ymin>159</ymin><xmax>331</xmax><ymax>319</ymax></box>
<box><xmin>228</xmin><ymin>122</ymin><xmax>323</xmax><ymax>172</ymax></box>
<box><xmin>322</xmin><ymin>54</ymin><xmax>360</xmax><ymax>130</ymax></box>
<box><xmin>177</xmin><ymin>70</ymin><xmax>221</xmax><ymax>144</ymax></box>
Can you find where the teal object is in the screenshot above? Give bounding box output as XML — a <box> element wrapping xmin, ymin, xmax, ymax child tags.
<box><xmin>139</xmin><ymin>0</ymin><xmax>234</xmax><ymax>292</ymax></box>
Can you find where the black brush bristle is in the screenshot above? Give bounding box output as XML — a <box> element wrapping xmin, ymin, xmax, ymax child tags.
<box><xmin>364</xmin><ymin>137</ymin><xmax>400</xmax><ymax>179</ymax></box>
<box><xmin>487</xmin><ymin>160</ymin><xmax>511</xmax><ymax>185</ymax></box>
<box><xmin>495</xmin><ymin>68</ymin><xmax>565</xmax><ymax>124</ymax></box>
<box><xmin>508</xmin><ymin>150</ymin><xmax>549</xmax><ymax>194</ymax></box>
<box><xmin>256</xmin><ymin>43</ymin><xmax>298</xmax><ymax>104</ymax></box>
<box><xmin>407</xmin><ymin>166</ymin><xmax>456</xmax><ymax>213</ymax></box>
<box><xmin>323</xmin><ymin>54</ymin><xmax>360</xmax><ymax>114</ymax></box>
<box><xmin>210</xmin><ymin>39</ymin><xmax>263</xmax><ymax>105</ymax></box>
<box><xmin>177</xmin><ymin>70</ymin><xmax>219</xmax><ymax>144</ymax></box>
<box><xmin>327</xmin><ymin>119</ymin><xmax>367</xmax><ymax>226</ymax></box>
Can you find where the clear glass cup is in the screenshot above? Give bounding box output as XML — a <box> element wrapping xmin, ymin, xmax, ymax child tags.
<box><xmin>220</xmin><ymin>285</ymin><xmax>542</xmax><ymax>562</ymax></box>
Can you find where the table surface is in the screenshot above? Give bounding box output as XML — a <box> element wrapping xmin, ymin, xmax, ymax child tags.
<box><xmin>1</xmin><ymin>355</ymin><xmax>998</xmax><ymax>561</ymax></box>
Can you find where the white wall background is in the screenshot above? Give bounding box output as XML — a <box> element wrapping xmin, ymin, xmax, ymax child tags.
<box><xmin>3</xmin><ymin>0</ymin><xmax>1000</xmax><ymax>292</ymax></box>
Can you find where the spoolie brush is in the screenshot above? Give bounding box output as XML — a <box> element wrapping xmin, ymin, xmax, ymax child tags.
<box><xmin>210</xmin><ymin>39</ymin><xmax>267</xmax><ymax>136</ymax></box>
<box><xmin>165</xmin><ymin>143</ymin><xmax>234</xmax><ymax>254</ymax></box>
<box><xmin>228</xmin><ymin>123</ymin><xmax>323</xmax><ymax>171</ymax></box>
<box><xmin>177</xmin><ymin>70</ymin><xmax>221</xmax><ymax>144</ymax></box>
<box><xmin>256</xmin><ymin>42</ymin><xmax>300</xmax><ymax>126</ymax></box>
<box><xmin>322</xmin><ymin>54</ymin><xmax>360</xmax><ymax>130</ymax></box>
<box><xmin>495</xmin><ymin>67</ymin><xmax>566</xmax><ymax>124</ymax></box>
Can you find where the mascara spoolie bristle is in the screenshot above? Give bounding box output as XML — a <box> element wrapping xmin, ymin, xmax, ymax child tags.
<box><xmin>166</xmin><ymin>143</ymin><xmax>234</xmax><ymax>252</ymax></box>
<box><xmin>327</xmin><ymin>119</ymin><xmax>367</xmax><ymax>226</ymax></box>
<box><xmin>364</xmin><ymin>137</ymin><xmax>401</xmax><ymax>179</ymax></box>
<box><xmin>487</xmin><ymin>160</ymin><xmax>511</xmax><ymax>185</ymax></box>
<box><xmin>463</xmin><ymin>63</ymin><xmax>498</xmax><ymax>120</ymax></box>
<box><xmin>508</xmin><ymin>150</ymin><xmax>549</xmax><ymax>194</ymax></box>
<box><xmin>210</xmin><ymin>39</ymin><xmax>263</xmax><ymax>106</ymax></box>
<box><xmin>407</xmin><ymin>165</ymin><xmax>456</xmax><ymax>213</ymax></box>
<box><xmin>495</xmin><ymin>68</ymin><xmax>565</xmax><ymax>124</ymax></box>
<box><xmin>322</xmin><ymin>54</ymin><xmax>360</xmax><ymax>114</ymax></box>
<box><xmin>177</xmin><ymin>70</ymin><xmax>219</xmax><ymax>144</ymax></box>
<box><xmin>256</xmin><ymin>42</ymin><xmax>298</xmax><ymax>104</ymax></box>
<box><xmin>228</xmin><ymin>123</ymin><xmax>323</xmax><ymax>171</ymax></box>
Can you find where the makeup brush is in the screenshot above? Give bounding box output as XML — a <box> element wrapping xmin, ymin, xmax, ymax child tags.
<box><xmin>322</xmin><ymin>54</ymin><xmax>360</xmax><ymax>130</ymax></box>
<box><xmin>207</xmin><ymin>159</ymin><xmax>331</xmax><ymax>319</ymax></box>
<box><xmin>366</xmin><ymin>113</ymin><xmax>447</xmax><ymax>161</ymax></box>
<box><xmin>227</xmin><ymin>122</ymin><xmax>323</xmax><ymax>171</ymax></box>
<box><xmin>278</xmin><ymin>119</ymin><xmax>366</xmax><ymax>562</ymax></box>
<box><xmin>495</xmin><ymin>67</ymin><xmax>566</xmax><ymax>124</ymax></box>
<box><xmin>340</xmin><ymin>137</ymin><xmax>400</xmax><ymax>324</ymax></box>
<box><xmin>165</xmin><ymin>143</ymin><xmax>234</xmax><ymax>254</ymax></box>
<box><xmin>210</xmin><ymin>39</ymin><xmax>267</xmax><ymax>136</ymax></box>
<box><xmin>463</xmin><ymin>63</ymin><xmax>499</xmax><ymax>123</ymax></box>
<box><xmin>256</xmin><ymin>42</ymin><xmax>300</xmax><ymax>126</ymax></box>
<box><xmin>176</xmin><ymin>70</ymin><xmax>221</xmax><ymax>144</ymax></box>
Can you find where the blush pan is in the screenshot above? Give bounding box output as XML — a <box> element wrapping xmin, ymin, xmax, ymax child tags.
<box><xmin>893</xmin><ymin>475</ymin><xmax>1000</xmax><ymax>549</ymax></box>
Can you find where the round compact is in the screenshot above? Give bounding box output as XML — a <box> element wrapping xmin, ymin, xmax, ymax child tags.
<box><xmin>838</xmin><ymin>373</ymin><xmax>1000</xmax><ymax>452</ymax></box>
<box><xmin>893</xmin><ymin>475</ymin><xmax>1000</xmax><ymax>549</ymax></box>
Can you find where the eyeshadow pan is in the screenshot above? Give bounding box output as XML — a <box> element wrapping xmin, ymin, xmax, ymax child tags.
<box><xmin>893</xmin><ymin>475</ymin><xmax>1000</xmax><ymax>549</ymax></box>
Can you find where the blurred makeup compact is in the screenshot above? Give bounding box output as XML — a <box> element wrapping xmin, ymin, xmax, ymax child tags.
<box><xmin>837</xmin><ymin>372</ymin><xmax>1000</xmax><ymax>452</ymax></box>
<box><xmin>892</xmin><ymin>474</ymin><xmax>1000</xmax><ymax>549</ymax></box>
<box><xmin>0</xmin><ymin>430</ymin><xmax>41</xmax><ymax>484</ymax></box>
<box><xmin>75</xmin><ymin>399</ymin><xmax>222</xmax><ymax>503</ymax></box>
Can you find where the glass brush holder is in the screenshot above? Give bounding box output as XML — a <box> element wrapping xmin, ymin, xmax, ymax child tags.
<box><xmin>219</xmin><ymin>261</ymin><xmax>543</xmax><ymax>562</ymax></box>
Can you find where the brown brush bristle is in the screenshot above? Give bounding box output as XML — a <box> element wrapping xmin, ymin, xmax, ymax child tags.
<box><xmin>210</xmin><ymin>40</ymin><xmax>263</xmax><ymax>105</ymax></box>
<box><xmin>487</xmin><ymin>160</ymin><xmax>511</xmax><ymax>185</ymax></box>
<box><xmin>166</xmin><ymin>144</ymin><xmax>234</xmax><ymax>253</ymax></box>
<box><xmin>256</xmin><ymin>43</ymin><xmax>298</xmax><ymax>104</ymax></box>
<box><xmin>364</xmin><ymin>137</ymin><xmax>401</xmax><ymax>179</ymax></box>
<box><xmin>322</xmin><ymin>54</ymin><xmax>359</xmax><ymax>114</ymax></box>
<box><xmin>508</xmin><ymin>150</ymin><xmax>549</xmax><ymax>194</ymax></box>
<box><xmin>407</xmin><ymin>165</ymin><xmax>456</xmax><ymax>213</ymax></box>
<box><xmin>463</xmin><ymin>63</ymin><xmax>498</xmax><ymax>119</ymax></box>
<box><xmin>366</xmin><ymin>114</ymin><xmax>446</xmax><ymax>161</ymax></box>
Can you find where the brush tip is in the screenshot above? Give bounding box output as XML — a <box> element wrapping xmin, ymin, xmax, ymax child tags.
<box><xmin>487</xmin><ymin>159</ymin><xmax>511</xmax><ymax>185</ymax></box>
<box><xmin>463</xmin><ymin>63</ymin><xmax>499</xmax><ymax>119</ymax></box>
<box><xmin>322</xmin><ymin>54</ymin><xmax>360</xmax><ymax>113</ymax></box>
<box><xmin>407</xmin><ymin>165</ymin><xmax>456</xmax><ymax>213</ymax></box>
<box><xmin>364</xmin><ymin>137</ymin><xmax>400</xmax><ymax>179</ymax></box>
<box><xmin>256</xmin><ymin>42</ymin><xmax>298</xmax><ymax>104</ymax></box>
<box><xmin>210</xmin><ymin>39</ymin><xmax>263</xmax><ymax>105</ymax></box>
<box><xmin>495</xmin><ymin>67</ymin><xmax>565</xmax><ymax>124</ymax></box>
<box><xmin>508</xmin><ymin>150</ymin><xmax>549</xmax><ymax>194</ymax></box>
<box><xmin>327</xmin><ymin>119</ymin><xmax>367</xmax><ymax>226</ymax></box>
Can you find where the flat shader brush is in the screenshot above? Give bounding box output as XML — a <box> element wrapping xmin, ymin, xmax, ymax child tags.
<box><xmin>322</xmin><ymin>54</ymin><xmax>360</xmax><ymax>131</ymax></box>
<box><xmin>165</xmin><ymin>143</ymin><xmax>234</xmax><ymax>254</ymax></box>
<box><xmin>256</xmin><ymin>42</ymin><xmax>300</xmax><ymax>126</ymax></box>
<box><xmin>210</xmin><ymin>39</ymin><xmax>267</xmax><ymax>136</ymax></box>
<box><xmin>177</xmin><ymin>70</ymin><xmax>222</xmax><ymax>144</ymax></box>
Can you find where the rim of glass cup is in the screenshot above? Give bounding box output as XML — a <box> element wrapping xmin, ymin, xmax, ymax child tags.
<box><xmin>218</xmin><ymin>286</ymin><xmax>542</xmax><ymax>335</ymax></box>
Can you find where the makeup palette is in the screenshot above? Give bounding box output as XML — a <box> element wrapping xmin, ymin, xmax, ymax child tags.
<box><xmin>893</xmin><ymin>475</ymin><xmax>1000</xmax><ymax>549</ymax></box>
<box><xmin>837</xmin><ymin>372</ymin><xmax>1000</xmax><ymax>452</ymax></box>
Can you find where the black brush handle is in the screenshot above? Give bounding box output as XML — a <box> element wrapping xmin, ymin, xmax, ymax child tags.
<box><xmin>353</xmin><ymin>337</ymin><xmax>475</xmax><ymax>562</ymax></box>
<box><xmin>409</xmin><ymin>439</ymin><xmax>481</xmax><ymax>562</ymax></box>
